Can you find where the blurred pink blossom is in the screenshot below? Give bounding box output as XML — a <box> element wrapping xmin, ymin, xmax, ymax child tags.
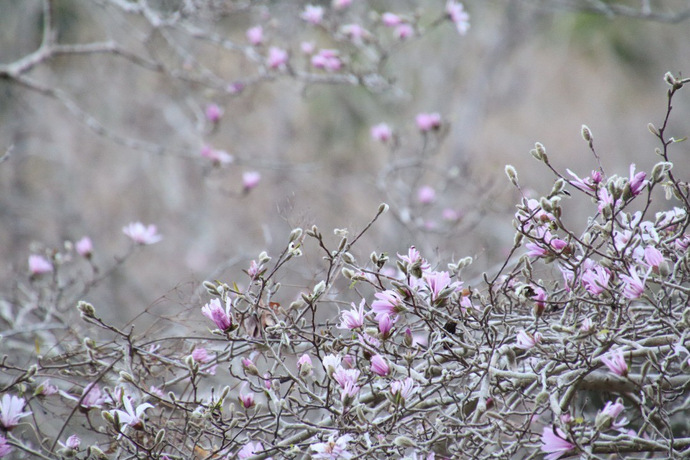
<box><xmin>29</xmin><ymin>254</ymin><xmax>53</xmax><ymax>275</ymax></box>
<box><xmin>191</xmin><ymin>348</ymin><xmax>212</xmax><ymax>363</ymax></box>
<box><xmin>515</xmin><ymin>330</ymin><xmax>542</xmax><ymax>350</ymax></box>
<box><xmin>339</xmin><ymin>300</ymin><xmax>366</xmax><ymax>330</ymax></box>
<box><xmin>301</xmin><ymin>5</ymin><xmax>324</xmax><ymax>24</ymax></box>
<box><xmin>370</xmin><ymin>354</ymin><xmax>390</xmax><ymax>376</ymax></box>
<box><xmin>201</xmin><ymin>145</ymin><xmax>233</xmax><ymax>165</ymax></box>
<box><xmin>205</xmin><ymin>103</ymin><xmax>223</xmax><ymax>123</ymax></box>
<box><xmin>301</xmin><ymin>41</ymin><xmax>316</xmax><ymax>55</ymax></box>
<box><xmin>619</xmin><ymin>269</ymin><xmax>646</xmax><ymax>299</ymax></box>
<box><xmin>370</xmin><ymin>123</ymin><xmax>393</xmax><ymax>142</ymax></box>
<box><xmin>601</xmin><ymin>349</ymin><xmax>628</xmax><ymax>376</ymax></box>
<box><xmin>391</xmin><ymin>377</ymin><xmax>416</xmax><ymax>401</ymax></box>
<box><xmin>395</xmin><ymin>23</ymin><xmax>414</xmax><ymax>39</ymax></box>
<box><xmin>75</xmin><ymin>236</ymin><xmax>93</xmax><ymax>257</ymax></box>
<box><xmin>238</xmin><ymin>385</ymin><xmax>255</xmax><ymax>409</ymax></box>
<box><xmin>332</xmin><ymin>0</ymin><xmax>352</xmax><ymax>9</ymax></box>
<box><xmin>246</xmin><ymin>25</ymin><xmax>263</xmax><ymax>45</ymax></box>
<box><xmin>417</xmin><ymin>185</ymin><xmax>436</xmax><ymax>204</ymax></box>
<box><xmin>243</xmin><ymin>171</ymin><xmax>261</xmax><ymax>190</ymax></box>
<box><xmin>267</xmin><ymin>47</ymin><xmax>288</xmax><ymax>69</ymax></box>
<box><xmin>201</xmin><ymin>298</ymin><xmax>233</xmax><ymax>331</ymax></box>
<box><xmin>122</xmin><ymin>222</ymin><xmax>162</xmax><ymax>245</ymax></box>
<box><xmin>311</xmin><ymin>49</ymin><xmax>342</xmax><ymax>71</ymax></box>
<box><xmin>415</xmin><ymin>112</ymin><xmax>442</xmax><ymax>131</ymax></box>
<box><xmin>382</xmin><ymin>12</ymin><xmax>403</xmax><ymax>26</ymax></box>
<box><xmin>311</xmin><ymin>433</ymin><xmax>353</xmax><ymax>459</ymax></box>
<box><xmin>239</xmin><ymin>441</ymin><xmax>272</xmax><ymax>460</ymax></box>
<box><xmin>109</xmin><ymin>396</ymin><xmax>153</xmax><ymax>430</ymax></box>
<box><xmin>446</xmin><ymin>1</ymin><xmax>470</xmax><ymax>35</ymax></box>
<box><xmin>0</xmin><ymin>434</ymin><xmax>12</xmax><ymax>457</ymax></box>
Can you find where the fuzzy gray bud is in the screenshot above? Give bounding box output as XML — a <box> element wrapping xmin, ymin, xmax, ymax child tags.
<box><xmin>581</xmin><ymin>125</ymin><xmax>592</xmax><ymax>142</ymax></box>
<box><xmin>505</xmin><ymin>165</ymin><xmax>518</xmax><ymax>185</ymax></box>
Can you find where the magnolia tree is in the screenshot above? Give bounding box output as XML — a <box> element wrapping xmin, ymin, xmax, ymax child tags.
<box><xmin>2</xmin><ymin>1</ymin><xmax>690</xmax><ymax>459</ymax></box>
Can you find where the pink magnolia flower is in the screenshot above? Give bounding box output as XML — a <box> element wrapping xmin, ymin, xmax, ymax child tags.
<box><xmin>311</xmin><ymin>49</ymin><xmax>342</xmax><ymax>72</ymax></box>
<box><xmin>340</xmin><ymin>379</ymin><xmax>360</xmax><ymax>404</ymax></box>
<box><xmin>378</xmin><ymin>313</ymin><xmax>395</xmax><ymax>337</ymax></box>
<box><xmin>246</xmin><ymin>25</ymin><xmax>263</xmax><ymax>45</ymax></box>
<box><xmin>201</xmin><ymin>298</ymin><xmax>233</xmax><ymax>331</ymax></box>
<box><xmin>267</xmin><ymin>47</ymin><xmax>289</xmax><ymax>70</ymax></box>
<box><xmin>597</xmin><ymin>400</ymin><xmax>628</xmax><ymax>430</ymax></box>
<box><xmin>601</xmin><ymin>349</ymin><xmax>628</xmax><ymax>376</ymax></box>
<box><xmin>36</xmin><ymin>379</ymin><xmax>58</xmax><ymax>396</ymax></box>
<box><xmin>238</xmin><ymin>441</ymin><xmax>272</xmax><ymax>460</ymax></box>
<box><xmin>333</xmin><ymin>368</ymin><xmax>360</xmax><ymax>390</ymax></box>
<box><xmin>301</xmin><ymin>5</ymin><xmax>324</xmax><ymax>24</ymax></box>
<box><xmin>79</xmin><ymin>383</ymin><xmax>106</xmax><ymax>410</ymax></box>
<box><xmin>515</xmin><ymin>330</ymin><xmax>542</xmax><ymax>350</ymax></box>
<box><xmin>75</xmin><ymin>236</ymin><xmax>93</xmax><ymax>257</ymax></box>
<box><xmin>442</xmin><ymin>208</ymin><xmax>460</xmax><ymax>221</ymax></box>
<box><xmin>580</xmin><ymin>317</ymin><xmax>593</xmax><ymax>332</ymax></box>
<box><xmin>371</xmin><ymin>123</ymin><xmax>393</xmax><ymax>142</ymax></box>
<box><xmin>424</xmin><ymin>270</ymin><xmax>458</xmax><ymax>303</ymax></box>
<box><xmin>371</xmin><ymin>290</ymin><xmax>405</xmax><ymax>319</ymax></box>
<box><xmin>247</xmin><ymin>259</ymin><xmax>264</xmax><ymax>279</ymax></box>
<box><xmin>644</xmin><ymin>246</ymin><xmax>664</xmax><ymax>269</ymax></box>
<box><xmin>541</xmin><ymin>425</ymin><xmax>575</xmax><ymax>460</ymax></box>
<box><xmin>398</xmin><ymin>246</ymin><xmax>430</xmax><ymax>274</ymax></box>
<box><xmin>446</xmin><ymin>1</ymin><xmax>470</xmax><ymax>35</ymax></box>
<box><xmin>311</xmin><ymin>433</ymin><xmax>353</xmax><ymax>459</ymax></box>
<box><xmin>581</xmin><ymin>263</ymin><xmax>610</xmax><ymax>296</ymax></box>
<box><xmin>628</xmin><ymin>163</ymin><xmax>647</xmax><ymax>196</ymax></box>
<box><xmin>200</xmin><ymin>145</ymin><xmax>234</xmax><ymax>165</ymax></box>
<box><xmin>301</xmin><ymin>41</ymin><xmax>316</xmax><ymax>55</ymax></box>
<box><xmin>191</xmin><ymin>348</ymin><xmax>212</xmax><ymax>363</ymax></box>
<box><xmin>322</xmin><ymin>354</ymin><xmax>342</xmax><ymax>376</ymax></box>
<box><xmin>109</xmin><ymin>397</ymin><xmax>153</xmax><ymax>430</ymax></box>
<box><xmin>238</xmin><ymin>385</ymin><xmax>255</xmax><ymax>409</ymax></box>
<box><xmin>370</xmin><ymin>354</ymin><xmax>390</xmax><ymax>376</ymax></box>
<box><xmin>59</xmin><ymin>434</ymin><xmax>81</xmax><ymax>451</ymax></box>
<box><xmin>566</xmin><ymin>168</ymin><xmax>601</xmax><ymax>192</ymax></box>
<box><xmin>341</xmin><ymin>24</ymin><xmax>368</xmax><ymax>42</ymax></box>
<box><xmin>0</xmin><ymin>435</ymin><xmax>12</xmax><ymax>457</ymax></box>
<box><xmin>390</xmin><ymin>377</ymin><xmax>416</xmax><ymax>401</ymax></box>
<box><xmin>395</xmin><ymin>23</ymin><xmax>414</xmax><ymax>39</ymax></box>
<box><xmin>619</xmin><ymin>269</ymin><xmax>646</xmax><ymax>299</ymax></box>
<box><xmin>29</xmin><ymin>254</ymin><xmax>53</xmax><ymax>275</ymax></box>
<box><xmin>149</xmin><ymin>386</ymin><xmax>164</xmax><ymax>398</ymax></box>
<box><xmin>597</xmin><ymin>187</ymin><xmax>615</xmax><ymax>213</ymax></box>
<box><xmin>298</xmin><ymin>353</ymin><xmax>313</xmax><ymax>376</ymax></box>
<box><xmin>242</xmin><ymin>171</ymin><xmax>261</xmax><ymax>190</ymax></box>
<box><xmin>122</xmin><ymin>222</ymin><xmax>162</xmax><ymax>245</ymax></box>
<box><xmin>0</xmin><ymin>394</ymin><xmax>32</xmax><ymax>430</ymax></box>
<box><xmin>417</xmin><ymin>185</ymin><xmax>436</xmax><ymax>204</ymax></box>
<box><xmin>381</xmin><ymin>12</ymin><xmax>403</xmax><ymax>26</ymax></box>
<box><xmin>415</xmin><ymin>112</ymin><xmax>442</xmax><ymax>132</ymax></box>
<box><xmin>339</xmin><ymin>300</ymin><xmax>366</xmax><ymax>330</ymax></box>
<box><xmin>242</xmin><ymin>357</ymin><xmax>259</xmax><ymax>376</ymax></box>
<box><xmin>205</xmin><ymin>103</ymin><xmax>223</xmax><ymax>123</ymax></box>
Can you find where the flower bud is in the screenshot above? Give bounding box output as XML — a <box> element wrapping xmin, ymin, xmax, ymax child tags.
<box><xmin>581</xmin><ymin>124</ymin><xmax>592</xmax><ymax>142</ymax></box>
<box><xmin>505</xmin><ymin>165</ymin><xmax>518</xmax><ymax>186</ymax></box>
<box><xmin>651</xmin><ymin>161</ymin><xmax>673</xmax><ymax>183</ymax></box>
<box><xmin>378</xmin><ymin>202</ymin><xmax>390</xmax><ymax>214</ymax></box>
<box><xmin>289</xmin><ymin>228</ymin><xmax>303</xmax><ymax>242</ymax></box>
<box><xmin>77</xmin><ymin>301</ymin><xmax>96</xmax><ymax>318</ymax></box>
<box><xmin>393</xmin><ymin>435</ymin><xmax>417</xmax><ymax>448</ymax></box>
<box><xmin>648</xmin><ymin>123</ymin><xmax>659</xmax><ymax>136</ymax></box>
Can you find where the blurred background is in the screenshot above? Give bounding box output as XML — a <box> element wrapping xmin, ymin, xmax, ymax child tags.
<box><xmin>1</xmin><ymin>0</ymin><xmax>689</xmax><ymax>323</ymax></box>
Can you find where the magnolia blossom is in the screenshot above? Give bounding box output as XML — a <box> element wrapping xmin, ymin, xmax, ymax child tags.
<box><xmin>301</xmin><ymin>5</ymin><xmax>324</xmax><ymax>24</ymax></box>
<box><xmin>242</xmin><ymin>171</ymin><xmax>261</xmax><ymax>190</ymax></box>
<box><xmin>341</xmin><ymin>24</ymin><xmax>367</xmax><ymax>42</ymax></box>
<box><xmin>566</xmin><ymin>168</ymin><xmax>601</xmax><ymax>192</ymax></box>
<box><xmin>417</xmin><ymin>185</ymin><xmax>436</xmax><ymax>204</ymax></box>
<box><xmin>36</xmin><ymin>379</ymin><xmax>58</xmax><ymax>396</ymax></box>
<box><xmin>300</xmin><ymin>41</ymin><xmax>316</xmax><ymax>55</ymax></box>
<box><xmin>541</xmin><ymin>426</ymin><xmax>575</xmax><ymax>460</ymax></box>
<box><xmin>75</xmin><ymin>236</ymin><xmax>93</xmax><ymax>257</ymax></box>
<box><xmin>311</xmin><ymin>49</ymin><xmax>342</xmax><ymax>72</ymax></box>
<box><xmin>378</xmin><ymin>313</ymin><xmax>395</xmax><ymax>337</ymax></box>
<box><xmin>109</xmin><ymin>397</ymin><xmax>153</xmax><ymax>430</ymax></box>
<box><xmin>201</xmin><ymin>145</ymin><xmax>234</xmax><ymax>165</ymax></box>
<box><xmin>515</xmin><ymin>330</ymin><xmax>543</xmax><ymax>350</ymax></box>
<box><xmin>381</xmin><ymin>12</ymin><xmax>403</xmax><ymax>26</ymax></box>
<box><xmin>628</xmin><ymin>163</ymin><xmax>647</xmax><ymax>196</ymax></box>
<box><xmin>29</xmin><ymin>254</ymin><xmax>53</xmax><ymax>275</ymax></box>
<box><xmin>246</xmin><ymin>25</ymin><xmax>263</xmax><ymax>45</ymax></box>
<box><xmin>267</xmin><ymin>47</ymin><xmax>288</xmax><ymax>69</ymax></box>
<box><xmin>424</xmin><ymin>270</ymin><xmax>458</xmax><ymax>302</ymax></box>
<box><xmin>395</xmin><ymin>23</ymin><xmax>414</xmax><ymax>39</ymax></box>
<box><xmin>370</xmin><ymin>354</ymin><xmax>390</xmax><ymax>376</ymax></box>
<box><xmin>0</xmin><ymin>394</ymin><xmax>32</xmax><ymax>430</ymax></box>
<box><xmin>191</xmin><ymin>348</ymin><xmax>212</xmax><ymax>364</ymax></box>
<box><xmin>446</xmin><ymin>1</ymin><xmax>470</xmax><ymax>35</ymax></box>
<box><xmin>311</xmin><ymin>433</ymin><xmax>353</xmax><ymax>459</ymax></box>
<box><xmin>238</xmin><ymin>386</ymin><xmax>255</xmax><ymax>409</ymax></box>
<box><xmin>390</xmin><ymin>377</ymin><xmax>416</xmax><ymax>401</ymax></box>
<box><xmin>581</xmin><ymin>263</ymin><xmax>610</xmax><ymax>296</ymax></box>
<box><xmin>619</xmin><ymin>269</ymin><xmax>646</xmax><ymax>299</ymax></box>
<box><xmin>644</xmin><ymin>246</ymin><xmax>664</xmax><ymax>269</ymax></box>
<box><xmin>415</xmin><ymin>112</ymin><xmax>442</xmax><ymax>131</ymax></box>
<box><xmin>339</xmin><ymin>300</ymin><xmax>366</xmax><ymax>330</ymax></box>
<box><xmin>596</xmin><ymin>400</ymin><xmax>628</xmax><ymax>430</ymax></box>
<box><xmin>79</xmin><ymin>383</ymin><xmax>107</xmax><ymax>410</ymax></box>
<box><xmin>371</xmin><ymin>290</ymin><xmax>405</xmax><ymax>319</ymax></box>
<box><xmin>601</xmin><ymin>349</ymin><xmax>628</xmax><ymax>376</ymax></box>
<box><xmin>122</xmin><ymin>222</ymin><xmax>162</xmax><ymax>245</ymax></box>
<box><xmin>322</xmin><ymin>354</ymin><xmax>342</xmax><ymax>376</ymax></box>
<box><xmin>298</xmin><ymin>353</ymin><xmax>313</xmax><ymax>376</ymax></box>
<box><xmin>0</xmin><ymin>435</ymin><xmax>11</xmax><ymax>458</ymax></box>
<box><xmin>333</xmin><ymin>368</ymin><xmax>360</xmax><ymax>390</ymax></box>
<box><xmin>370</xmin><ymin>123</ymin><xmax>393</xmax><ymax>142</ymax></box>
<box><xmin>238</xmin><ymin>441</ymin><xmax>272</xmax><ymax>460</ymax></box>
<box><xmin>597</xmin><ymin>187</ymin><xmax>615</xmax><ymax>213</ymax></box>
<box><xmin>201</xmin><ymin>298</ymin><xmax>233</xmax><ymax>331</ymax></box>
<box><xmin>205</xmin><ymin>103</ymin><xmax>223</xmax><ymax>123</ymax></box>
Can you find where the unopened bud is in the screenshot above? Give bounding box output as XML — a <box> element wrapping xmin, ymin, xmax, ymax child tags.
<box><xmin>258</xmin><ymin>251</ymin><xmax>271</xmax><ymax>264</ymax></box>
<box><xmin>581</xmin><ymin>125</ymin><xmax>592</xmax><ymax>142</ymax></box>
<box><xmin>341</xmin><ymin>267</ymin><xmax>355</xmax><ymax>279</ymax></box>
<box><xmin>505</xmin><ymin>165</ymin><xmax>518</xmax><ymax>185</ymax></box>
<box><xmin>648</xmin><ymin>123</ymin><xmax>659</xmax><ymax>136</ymax></box>
<box><xmin>289</xmin><ymin>228</ymin><xmax>303</xmax><ymax>242</ymax></box>
<box><xmin>77</xmin><ymin>301</ymin><xmax>96</xmax><ymax>318</ymax></box>
<box><xmin>119</xmin><ymin>371</ymin><xmax>135</xmax><ymax>383</ymax></box>
<box><xmin>534</xmin><ymin>142</ymin><xmax>547</xmax><ymax>162</ymax></box>
<box><xmin>393</xmin><ymin>435</ymin><xmax>417</xmax><ymax>448</ymax></box>
<box><xmin>378</xmin><ymin>202</ymin><xmax>389</xmax><ymax>214</ymax></box>
<box><xmin>312</xmin><ymin>280</ymin><xmax>326</xmax><ymax>298</ymax></box>
<box><xmin>651</xmin><ymin>161</ymin><xmax>673</xmax><ymax>182</ymax></box>
<box><xmin>202</xmin><ymin>281</ymin><xmax>219</xmax><ymax>296</ymax></box>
